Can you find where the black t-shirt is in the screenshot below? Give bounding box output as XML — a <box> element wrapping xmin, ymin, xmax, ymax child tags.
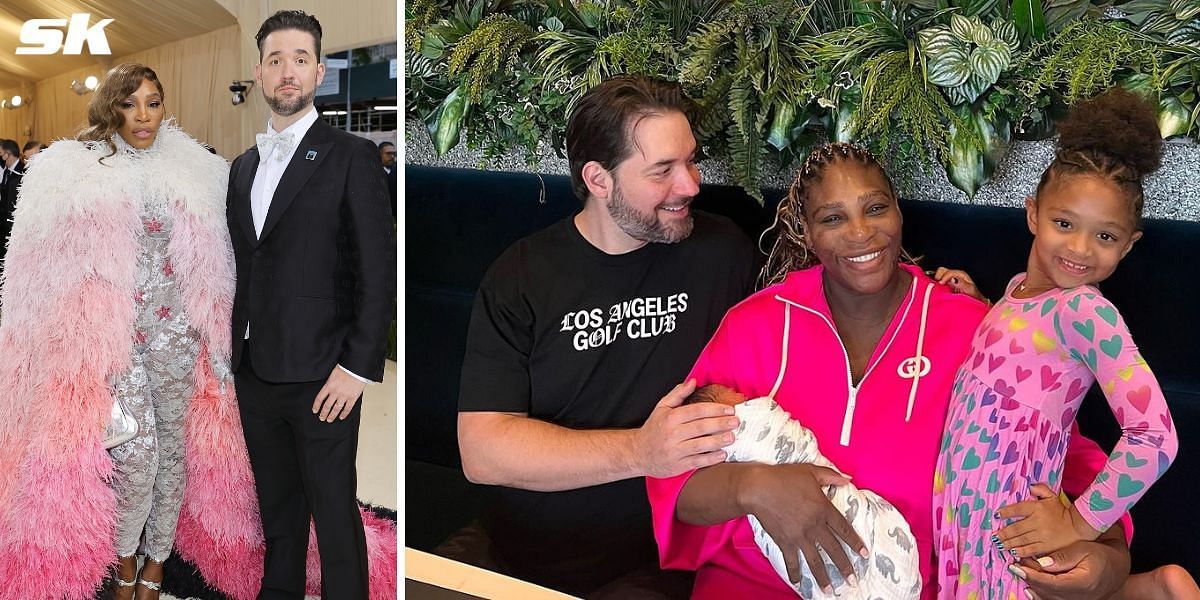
<box><xmin>458</xmin><ymin>211</ymin><xmax>755</xmax><ymax>590</ymax></box>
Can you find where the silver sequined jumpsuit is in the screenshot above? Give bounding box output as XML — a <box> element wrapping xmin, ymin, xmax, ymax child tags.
<box><xmin>107</xmin><ymin>201</ymin><xmax>200</xmax><ymax>561</ymax></box>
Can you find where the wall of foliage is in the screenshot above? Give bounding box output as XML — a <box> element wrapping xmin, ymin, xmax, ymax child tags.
<box><xmin>405</xmin><ymin>0</ymin><xmax>1199</xmax><ymax>200</ymax></box>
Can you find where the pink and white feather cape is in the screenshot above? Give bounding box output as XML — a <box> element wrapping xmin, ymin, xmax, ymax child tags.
<box><xmin>0</xmin><ymin>122</ymin><xmax>396</xmax><ymax>600</ymax></box>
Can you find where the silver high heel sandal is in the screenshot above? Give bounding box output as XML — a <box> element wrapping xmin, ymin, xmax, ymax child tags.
<box><xmin>135</xmin><ymin>578</ymin><xmax>160</xmax><ymax>591</ymax></box>
<box><xmin>135</xmin><ymin>562</ymin><xmax>164</xmax><ymax>600</ymax></box>
<box><xmin>113</xmin><ymin>556</ymin><xmax>137</xmax><ymax>599</ymax></box>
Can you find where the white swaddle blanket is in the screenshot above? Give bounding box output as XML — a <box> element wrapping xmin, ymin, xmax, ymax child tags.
<box><xmin>728</xmin><ymin>397</ymin><xmax>921</xmax><ymax>599</ymax></box>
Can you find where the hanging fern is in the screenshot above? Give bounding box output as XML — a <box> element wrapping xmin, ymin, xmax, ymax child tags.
<box><xmin>1020</xmin><ymin>19</ymin><xmax>1162</xmax><ymax>105</ymax></box>
<box><xmin>854</xmin><ymin>50</ymin><xmax>975</xmax><ymax>167</ymax></box>
<box><xmin>534</xmin><ymin>1</ymin><xmax>679</xmax><ymax>118</ymax></box>
<box><xmin>679</xmin><ymin>0</ymin><xmax>819</xmax><ymax>200</ymax></box>
<box><xmin>727</xmin><ymin>79</ymin><xmax>769</xmax><ymax>200</ymax></box>
<box><xmin>448</xmin><ymin>14</ymin><xmax>536</xmax><ymax>101</ymax></box>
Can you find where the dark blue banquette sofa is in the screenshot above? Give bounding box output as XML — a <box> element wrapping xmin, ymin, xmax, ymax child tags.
<box><xmin>406</xmin><ymin>164</ymin><xmax>1199</xmax><ymax>577</ymax></box>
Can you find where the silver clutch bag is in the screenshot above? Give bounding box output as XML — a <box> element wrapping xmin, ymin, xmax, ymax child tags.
<box><xmin>104</xmin><ymin>395</ymin><xmax>138</xmax><ymax>449</ymax></box>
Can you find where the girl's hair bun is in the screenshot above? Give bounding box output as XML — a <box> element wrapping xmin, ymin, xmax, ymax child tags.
<box><xmin>1057</xmin><ymin>87</ymin><xmax>1162</xmax><ymax>179</ymax></box>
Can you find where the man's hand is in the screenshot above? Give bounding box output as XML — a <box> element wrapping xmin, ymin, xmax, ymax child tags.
<box><xmin>740</xmin><ymin>463</ymin><xmax>866</xmax><ymax>594</ymax></box>
<box><xmin>934</xmin><ymin>267</ymin><xmax>988</xmax><ymax>303</ymax></box>
<box><xmin>995</xmin><ymin>483</ymin><xmax>1100</xmax><ymax>559</ymax></box>
<box><xmin>633</xmin><ymin>379</ymin><xmax>739</xmax><ymax>478</ymax></box>
<box><xmin>312</xmin><ymin>367</ymin><xmax>367</xmax><ymax>422</ymax></box>
<box><xmin>1007</xmin><ymin>520</ymin><xmax>1130</xmax><ymax>600</ymax></box>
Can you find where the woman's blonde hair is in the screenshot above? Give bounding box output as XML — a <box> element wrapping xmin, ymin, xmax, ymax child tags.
<box><xmin>77</xmin><ymin>63</ymin><xmax>164</xmax><ymax>161</ymax></box>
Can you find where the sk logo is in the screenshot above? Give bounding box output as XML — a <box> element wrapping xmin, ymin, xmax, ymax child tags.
<box><xmin>17</xmin><ymin>14</ymin><xmax>113</xmax><ymax>56</ymax></box>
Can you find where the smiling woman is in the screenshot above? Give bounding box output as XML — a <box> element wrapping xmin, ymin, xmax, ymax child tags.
<box><xmin>646</xmin><ymin>141</ymin><xmax>1140</xmax><ymax>600</ymax></box>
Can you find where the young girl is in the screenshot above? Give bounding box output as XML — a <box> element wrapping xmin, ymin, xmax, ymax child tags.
<box><xmin>933</xmin><ymin>88</ymin><xmax>1179</xmax><ymax>598</ymax></box>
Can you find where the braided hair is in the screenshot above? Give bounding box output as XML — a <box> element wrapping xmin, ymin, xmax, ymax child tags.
<box><xmin>758</xmin><ymin>142</ymin><xmax>904</xmax><ymax>288</ymax></box>
<box><xmin>1035</xmin><ymin>88</ymin><xmax>1162</xmax><ymax>229</ymax></box>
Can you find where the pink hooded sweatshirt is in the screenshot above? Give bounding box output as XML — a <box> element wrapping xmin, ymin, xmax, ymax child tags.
<box><xmin>647</xmin><ymin>264</ymin><xmax>1129</xmax><ymax>599</ymax></box>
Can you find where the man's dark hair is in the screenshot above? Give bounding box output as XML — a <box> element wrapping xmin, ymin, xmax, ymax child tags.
<box><xmin>22</xmin><ymin>140</ymin><xmax>41</xmax><ymax>153</ymax></box>
<box><xmin>0</xmin><ymin>139</ymin><xmax>19</xmax><ymax>158</ymax></box>
<box><xmin>255</xmin><ymin>10</ymin><xmax>323</xmax><ymax>60</ymax></box>
<box><xmin>565</xmin><ymin>76</ymin><xmax>696</xmax><ymax>203</ymax></box>
<box><xmin>379</xmin><ymin>141</ymin><xmax>395</xmax><ymax>150</ymax></box>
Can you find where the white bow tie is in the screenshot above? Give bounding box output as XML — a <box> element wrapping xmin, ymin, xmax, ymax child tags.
<box><xmin>256</xmin><ymin>131</ymin><xmax>295</xmax><ymax>162</ymax></box>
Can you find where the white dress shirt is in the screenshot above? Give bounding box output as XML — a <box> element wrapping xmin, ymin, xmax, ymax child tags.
<box><xmin>246</xmin><ymin>108</ymin><xmax>374</xmax><ymax>384</ymax></box>
<box><xmin>251</xmin><ymin>108</ymin><xmax>319</xmax><ymax>236</ymax></box>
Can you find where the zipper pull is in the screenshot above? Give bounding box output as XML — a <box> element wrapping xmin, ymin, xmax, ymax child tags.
<box><xmin>840</xmin><ymin>386</ymin><xmax>858</xmax><ymax>446</ymax></box>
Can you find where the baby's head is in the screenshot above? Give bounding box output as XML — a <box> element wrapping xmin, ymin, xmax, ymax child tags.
<box><xmin>1026</xmin><ymin>87</ymin><xmax>1161</xmax><ymax>289</ymax></box>
<box><xmin>685</xmin><ymin>384</ymin><xmax>747</xmax><ymax>407</ymax></box>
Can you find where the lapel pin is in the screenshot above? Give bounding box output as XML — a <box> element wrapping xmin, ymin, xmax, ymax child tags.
<box><xmin>305</xmin><ymin>150</ymin><xmax>318</xmax><ymax>160</ymax></box>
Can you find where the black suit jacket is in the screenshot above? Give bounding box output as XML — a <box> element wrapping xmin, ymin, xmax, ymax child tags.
<box><xmin>384</xmin><ymin>166</ymin><xmax>397</xmax><ymax>218</ymax></box>
<box><xmin>228</xmin><ymin>119</ymin><xmax>396</xmax><ymax>383</ymax></box>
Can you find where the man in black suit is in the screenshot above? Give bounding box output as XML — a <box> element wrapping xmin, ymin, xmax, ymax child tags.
<box><xmin>378</xmin><ymin>141</ymin><xmax>396</xmax><ymax>217</ymax></box>
<box><xmin>226</xmin><ymin>10</ymin><xmax>394</xmax><ymax>599</ymax></box>
<box><xmin>0</xmin><ymin>139</ymin><xmax>26</xmax><ymax>268</ymax></box>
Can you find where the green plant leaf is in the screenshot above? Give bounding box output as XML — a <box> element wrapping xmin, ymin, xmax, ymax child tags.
<box><xmin>958</xmin><ymin>0</ymin><xmax>1000</xmax><ymax>18</ymax></box>
<box><xmin>973</xmin><ymin>106</ymin><xmax>1011</xmax><ymax>176</ymax></box>
<box><xmin>918</xmin><ymin>26</ymin><xmax>960</xmax><ymax>55</ymax></box>
<box><xmin>991</xmin><ymin>19</ymin><xmax>1022</xmax><ymax>52</ymax></box>
<box><xmin>947</xmin><ymin>134</ymin><xmax>985</xmax><ymax>197</ymax></box>
<box><xmin>1120</xmin><ymin>73</ymin><xmax>1160</xmax><ymax>96</ymax></box>
<box><xmin>1171</xmin><ymin>0</ymin><xmax>1200</xmax><ymax>19</ymax></box>
<box><xmin>1140</xmin><ymin>12</ymin><xmax>1180</xmax><ymax>34</ymax></box>
<box><xmin>928</xmin><ymin>46</ymin><xmax>973</xmax><ymax>87</ymax></box>
<box><xmin>467</xmin><ymin>0</ymin><xmax>484</xmax><ymax>25</ymax></box>
<box><xmin>946</xmin><ymin>106</ymin><xmax>988</xmax><ymax>197</ymax></box>
<box><xmin>578</xmin><ymin>1</ymin><xmax>603</xmax><ymax>28</ymax></box>
<box><xmin>1159</xmin><ymin>95</ymin><xmax>1191</xmax><ymax>137</ymax></box>
<box><xmin>1116</xmin><ymin>0</ymin><xmax>1172</xmax><ymax>14</ymax></box>
<box><xmin>1168</xmin><ymin>21</ymin><xmax>1200</xmax><ymax>44</ymax></box>
<box><xmin>1043</xmin><ymin>0</ymin><xmax>1090</xmax><ymax>34</ymax></box>
<box><xmin>1011</xmin><ymin>0</ymin><xmax>1047</xmax><ymax>39</ymax></box>
<box><xmin>407</xmin><ymin>53</ymin><xmax>439</xmax><ymax>78</ymax></box>
<box><xmin>768</xmin><ymin>102</ymin><xmax>796</xmax><ymax>148</ymax></box>
<box><xmin>426</xmin><ymin>83</ymin><xmax>470</xmax><ymax>156</ymax></box>
<box><xmin>420</xmin><ymin>32</ymin><xmax>448</xmax><ymax>59</ymax></box>
<box><xmin>1116</xmin><ymin>10</ymin><xmax>1154</xmax><ymax>26</ymax></box>
<box><xmin>832</xmin><ymin>96</ymin><xmax>860</xmax><ymax>143</ymax></box>
<box><xmin>951</xmin><ymin>14</ymin><xmax>980</xmax><ymax>40</ymax></box>
<box><xmin>969</xmin><ymin>42</ymin><xmax>1011</xmax><ymax>84</ymax></box>
<box><xmin>906</xmin><ymin>0</ymin><xmax>944</xmax><ymax>11</ymax></box>
<box><xmin>948</xmin><ymin>72</ymin><xmax>994</xmax><ymax>103</ymax></box>
<box><xmin>544</xmin><ymin>16</ymin><xmax>564</xmax><ymax>32</ymax></box>
<box><xmin>970</xmin><ymin>23</ymin><xmax>997</xmax><ymax>46</ymax></box>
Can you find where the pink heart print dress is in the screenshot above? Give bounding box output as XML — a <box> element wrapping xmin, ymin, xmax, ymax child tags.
<box><xmin>934</xmin><ymin>275</ymin><xmax>1177</xmax><ymax>599</ymax></box>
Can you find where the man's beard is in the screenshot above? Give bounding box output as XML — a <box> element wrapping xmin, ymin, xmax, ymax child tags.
<box><xmin>264</xmin><ymin>86</ymin><xmax>315</xmax><ymax>117</ymax></box>
<box><xmin>607</xmin><ymin>183</ymin><xmax>693</xmax><ymax>244</ymax></box>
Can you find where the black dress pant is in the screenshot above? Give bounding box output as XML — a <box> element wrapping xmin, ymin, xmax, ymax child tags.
<box><xmin>236</xmin><ymin>348</ymin><xmax>369</xmax><ymax>599</ymax></box>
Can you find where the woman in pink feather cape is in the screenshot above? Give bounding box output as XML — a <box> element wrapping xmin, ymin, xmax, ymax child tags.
<box><xmin>0</xmin><ymin>63</ymin><xmax>396</xmax><ymax>600</ymax></box>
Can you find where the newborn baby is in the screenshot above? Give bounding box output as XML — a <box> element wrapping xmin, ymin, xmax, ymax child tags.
<box><xmin>687</xmin><ymin>384</ymin><xmax>921</xmax><ymax>599</ymax></box>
